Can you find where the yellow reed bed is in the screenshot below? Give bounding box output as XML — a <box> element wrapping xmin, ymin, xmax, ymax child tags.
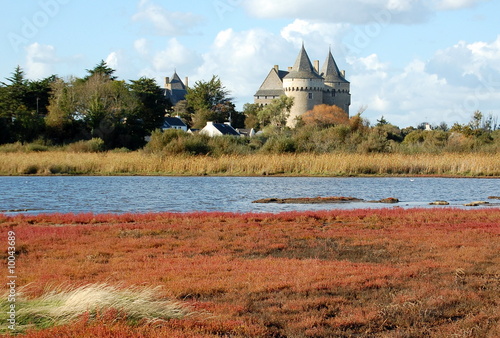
<box><xmin>0</xmin><ymin>151</ymin><xmax>498</xmax><ymax>176</ymax></box>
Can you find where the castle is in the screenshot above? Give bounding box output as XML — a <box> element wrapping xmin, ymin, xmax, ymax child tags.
<box><xmin>254</xmin><ymin>44</ymin><xmax>351</xmax><ymax>127</ymax></box>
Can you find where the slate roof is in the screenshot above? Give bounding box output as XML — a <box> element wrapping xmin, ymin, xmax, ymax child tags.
<box><xmin>211</xmin><ymin>123</ymin><xmax>240</xmax><ymax>136</ymax></box>
<box><xmin>165</xmin><ymin>72</ymin><xmax>187</xmax><ymax>105</ymax></box>
<box><xmin>162</xmin><ymin>117</ymin><xmax>187</xmax><ymax>129</ymax></box>
<box><xmin>255</xmin><ymin>68</ymin><xmax>288</xmax><ymax>97</ymax></box>
<box><xmin>284</xmin><ymin>44</ymin><xmax>323</xmax><ymax>80</ymax></box>
<box><xmin>170</xmin><ymin>72</ymin><xmax>186</xmax><ymax>90</ymax></box>
<box><xmin>321</xmin><ymin>49</ymin><xmax>349</xmax><ymax>84</ymax></box>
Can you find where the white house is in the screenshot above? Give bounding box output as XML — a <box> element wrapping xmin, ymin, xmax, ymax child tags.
<box><xmin>161</xmin><ymin>117</ymin><xmax>188</xmax><ymax>132</ymax></box>
<box><xmin>236</xmin><ymin>128</ymin><xmax>256</xmax><ymax>137</ymax></box>
<box><xmin>200</xmin><ymin>121</ymin><xmax>240</xmax><ymax>137</ymax></box>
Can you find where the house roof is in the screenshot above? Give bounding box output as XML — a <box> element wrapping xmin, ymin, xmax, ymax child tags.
<box><xmin>321</xmin><ymin>48</ymin><xmax>349</xmax><ymax>84</ymax></box>
<box><xmin>202</xmin><ymin>122</ymin><xmax>240</xmax><ymax>136</ymax></box>
<box><xmin>211</xmin><ymin>123</ymin><xmax>240</xmax><ymax>136</ymax></box>
<box><xmin>284</xmin><ymin>44</ymin><xmax>323</xmax><ymax>80</ymax></box>
<box><xmin>162</xmin><ymin>117</ymin><xmax>187</xmax><ymax>128</ymax></box>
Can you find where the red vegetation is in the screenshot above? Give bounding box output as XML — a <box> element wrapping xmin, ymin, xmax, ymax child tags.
<box><xmin>302</xmin><ymin>104</ymin><xmax>349</xmax><ymax>127</ymax></box>
<box><xmin>2</xmin><ymin>208</ymin><xmax>499</xmax><ymax>337</ymax></box>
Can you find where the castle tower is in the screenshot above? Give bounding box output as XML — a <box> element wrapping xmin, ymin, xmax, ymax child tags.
<box><xmin>164</xmin><ymin>71</ymin><xmax>188</xmax><ymax>106</ymax></box>
<box><xmin>321</xmin><ymin>48</ymin><xmax>351</xmax><ymax>116</ymax></box>
<box><xmin>283</xmin><ymin>44</ymin><xmax>324</xmax><ymax>127</ymax></box>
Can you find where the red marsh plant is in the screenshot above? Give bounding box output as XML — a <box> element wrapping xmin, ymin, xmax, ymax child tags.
<box><xmin>1</xmin><ymin>208</ymin><xmax>499</xmax><ymax>336</ymax></box>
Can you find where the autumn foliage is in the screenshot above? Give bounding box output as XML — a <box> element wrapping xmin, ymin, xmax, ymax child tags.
<box><xmin>1</xmin><ymin>208</ymin><xmax>499</xmax><ymax>337</ymax></box>
<box><xmin>302</xmin><ymin>104</ymin><xmax>349</xmax><ymax>127</ymax></box>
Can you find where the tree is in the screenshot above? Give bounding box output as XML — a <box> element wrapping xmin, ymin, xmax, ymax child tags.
<box><xmin>46</xmin><ymin>72</ymin><xmax>141</xmax><ymax>148</ymax></box>
<box><xmin>129</xmin><ymin>77</ymin><xmax>170</xmax><ymax>133</ymax></box>
<box><xmin>45</xmin><ymin>77</ymin><xmax>84</xmax><ymax>143</ymax></box>
<box><xmin>301</xmin><ymin>104</ymin><xmax>348</xmax><ymax>128</ymax></box>
<box><xmin>242</xmin><ymin>103</ymin><xmax>262</xmax><ymax>129</ymax></box>
<box><xmin>469</xmin><ymin>110</ymin><xmax>482</xmax><ymax>131</ymax></box>
<box><xmin>257</xmin><ymin>95</ymin><xmax>294</xmax><ymax>129</ymax></box>
<box><xmin>185</xmin><ymin>75</ymin><xmax>237</xmax><ymax>128</ymax></box>
<box><xmin>84</xmin><ymin>60</ymin><xmax>117</xmax><ymax>81</ymax></box>
<box><xmin>0</xmin><ymin>66</ymin><xmax>53</xmax><ymax>143</ymax></box>
<box><xmin>376</xmin><ymin>115</ymin><xmax>389</xmax><ymax>126</ymax></box>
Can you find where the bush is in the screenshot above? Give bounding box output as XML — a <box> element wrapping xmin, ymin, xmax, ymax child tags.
<box><xmin>402</xmin><ymin>130</ymin><xmax>449</xmax><ymax>153</ymax></box>
<box><xmin>65</xmin><ymin>138</ymin><xmax>105</xmax><ymax>153</ymax></box>
<box><xmin>172</xmin><ymin>135</ymin><xmax>211</xmax><ymax>155</ymax></box>
<box><xmin>0</xmin><ymin>142</ymin><xmax>25</xmax><ymax>153</ymax></box>
<box><xmin>261</xmin><ymin>136</ymin><xmax>296</xmax><ymax>153</ymax></box>
<box><xmin>208</xmin><ymin>136</ymin><xmax>251</xmax><ymax>156</ymax></box>
<box><xmin>144</xmin><ymin>129</ymin><xmax>186</xmax><ymax>154</ymax></box>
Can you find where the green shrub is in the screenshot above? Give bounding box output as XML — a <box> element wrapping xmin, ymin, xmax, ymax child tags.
<box><xmin>0</xmin><ymin>142</ymin><xmax>25</xmax><ymax>153</ymax></box>
<box><xmin>65</xmin><ymin>138</ymin><xmax>105</xmax><ymax>153</ymax></box>
<box><xmin>208</xmin><ymin>136</ymin><xmax>251</xmax><ymax>156</ymax></box>
<box><xmin>261</xmin><ymin>136</ymin><xmax>296</xmax><ymax>153</ymax></box>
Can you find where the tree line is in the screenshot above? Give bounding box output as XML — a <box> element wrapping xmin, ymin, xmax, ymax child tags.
<box><xmin>0</xmin><ymin>62</ymin><xmax>246</xmax><ymax>150</ymax></box>
<box><xmin>1</xmin><ymin>62</ymin><xmax>499</xmax><ymax>154</ymax></box>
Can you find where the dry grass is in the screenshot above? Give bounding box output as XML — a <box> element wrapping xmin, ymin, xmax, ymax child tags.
<box><xmin>0</xmin><ymin>151</ymin><xmax>498</xmax><ymax>176</ymax></box>
<box><xmin>0</xmin><ymin>283</ymin><xmax>188</xmax><ymax>334</ymax></box>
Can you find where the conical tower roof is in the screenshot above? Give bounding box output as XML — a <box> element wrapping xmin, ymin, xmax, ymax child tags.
<box><xmin>170</xmin><ymin>71</ymin><xmax>186</xmax><ymax>90</ymax></box>
<box><xmin>321</xmin><ymin>48</ymin><xmax>349</xmax><ymax>83</ymax></box>
<box><xmin>284</xmin><ymin>44</ymin><xmax>322</xmax><ymax>80</ymax></box>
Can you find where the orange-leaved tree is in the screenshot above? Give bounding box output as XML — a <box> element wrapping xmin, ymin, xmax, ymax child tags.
<box><xmin>302</xmin><ymin>104</ymin><xmax>349</xmax><ymax>128</ymax></box>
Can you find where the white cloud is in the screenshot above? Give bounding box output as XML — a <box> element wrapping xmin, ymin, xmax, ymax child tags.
<box><xmin>134</xmin><ymin>38</ymin><xmax>150</xmax><ymax>57</ymax></box>
<box><xmin>132</xmin><ymin>38</ymin><xmax>201</xmax><ymax>85</ymax></box>
<box><xmin>348</xmin><ymin>36</ymin><xmax>500</xmax><ymax>127</ymax></box>
<box><xmin>152</xmin><ymin>38</ymin><xmax>197</xmax><ymax>71</ymax></box>
<box><xmin>426</xmin><ymin>36</ymin><xmax>500</xmax><ymax>86</ymax></box>
<box><xmin>242</xmin><ymin>0</ymin><xmax>490</xmax><ymax>24</ymax></box>
<box><xmin>105</xmin><ymin>52</ymin><xmax>120</xmax><ymax>70</ymax></box>
<box><xmin>132</xmin><ymin>0</ymin><xmax>203</xmax><ymax>36</ymax></box>
<box><xmin>435</xmin><ymin>0</ymin><xmax>489</xmax><ymax>10</ymax></box>
<box><xmin>194</xmin><ymin>28</ymin><xmax>294</xmax><ymax>104</ymax></box>
<box><xmin>242</xmin><ymin>0</ymin><xmax>431</xmax><ymax>24</ymax></box>
<box><xmin>24</xmin><ymin>43</ymin><xmax>58</xmax><ymax>79</ymax></box>
<box><xmin>281</xmin><ymin>19</ymin><xmax>349</xmax><ymax>50</ymax></box>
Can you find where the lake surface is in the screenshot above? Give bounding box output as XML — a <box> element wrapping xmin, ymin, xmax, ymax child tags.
<box><xmin>0</xmin><ymin>176</ymin><xmax>499</xmax><ymax>214</ymax></box>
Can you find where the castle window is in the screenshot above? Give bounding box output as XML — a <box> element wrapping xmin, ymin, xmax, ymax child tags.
<box><xmin>308</xmin><ymin>92</ymin><xmax>313</xmax><ymax>100</ymax></box>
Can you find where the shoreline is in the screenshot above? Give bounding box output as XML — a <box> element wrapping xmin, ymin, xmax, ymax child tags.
<box><xmin>1</xmin><ymin>173</ymin><xmax>499</xmax><ymax>178</ymax></box>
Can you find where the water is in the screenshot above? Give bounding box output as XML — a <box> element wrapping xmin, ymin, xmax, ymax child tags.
<box><xmin>0</xmin><ymin>176</ymin><xmax>498</xmax><ymax>214</ymax></box>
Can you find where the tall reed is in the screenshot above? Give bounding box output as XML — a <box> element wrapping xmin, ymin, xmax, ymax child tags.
<box><xmin>0</xmin><ymin>151</ymin><xmax>498</xmax><ymax>176</ymax></box>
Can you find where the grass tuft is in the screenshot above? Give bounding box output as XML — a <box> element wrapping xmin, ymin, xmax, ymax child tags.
<box><xmin>0</xmin><ymin>283</ymin><xmax>189</xmax><ymax>333</ymax></box>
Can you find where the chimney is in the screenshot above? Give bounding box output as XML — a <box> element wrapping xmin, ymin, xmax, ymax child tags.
<box><xmin>165</xmin><ymin>77</ymin><xmax>170</xmax><ymax>90</ymax></box>
<box><xmin>288</xmin><ymin>66</ymin><xmax>293</xmax><ymax>71</ymax></box>
<box><xmin>184</xmin><ymin>76</ymin><xmax>189</xmax><ymax>88</ymax></box>
<box><xmin>274</xmin><ymin>65</ymin><xmax>279</xmax><ymax>72</ymax></box>
<box><xmin>314</xmin><ymin>60</ymin><xmax>319</xmax><ymax>73</ymax></box>
<box><xmin>340</xmin><ymin>70</ymin><xmax>346</xmax><ymax>78</ymax></box>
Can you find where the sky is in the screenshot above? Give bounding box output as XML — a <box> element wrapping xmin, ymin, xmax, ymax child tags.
<box><xmin>1</xmin><ymin>0</ymin><xmax>500</xmax><ymax>127</ymax></box>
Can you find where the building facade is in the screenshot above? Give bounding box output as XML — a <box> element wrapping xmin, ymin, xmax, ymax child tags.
<box><xmin>254</xmin><ymin>45</ymin><xmax>351</xmax><ymax>127</ymax></box>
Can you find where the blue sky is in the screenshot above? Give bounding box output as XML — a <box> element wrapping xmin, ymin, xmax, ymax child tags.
<box><xmin>1</xmin><ymin>0</ymin><xmax>500</xmax><ymax>127</ymax></box>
